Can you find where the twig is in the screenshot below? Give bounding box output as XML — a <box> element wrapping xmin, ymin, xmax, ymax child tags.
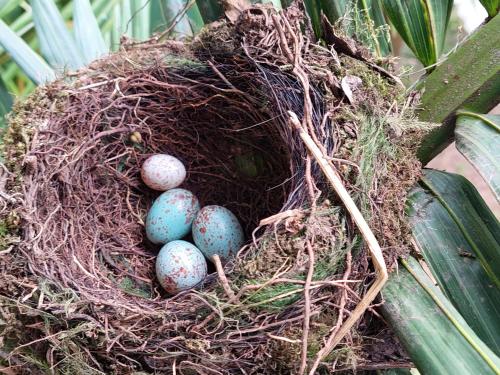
<box><xmin>212</xmin><ymin>255</ymin><xmax>236</xmax><ymax>301</ymax></box>
<box><xmin>287</xmin><ymin>112</ymin><xmax>388</xmax><ymax>374</ymax></box>
<box><xmin>299</xmin><ymin>240</ymin><xmax>315</xmax><ymax>375</ymax></box>
<box><xmin>157</xmin><ymin>0</ymin><xmax>196</xmax><ymax>42</ymax></box>
<box><xmin>268</xmin><ymin>334</ymin><xmax>301</xmax><ymax>344</ymax></box>
<box><xmin>311</xmin><ymin>252</ymin><xmax>352</xmax><ymax>373</ymax></box>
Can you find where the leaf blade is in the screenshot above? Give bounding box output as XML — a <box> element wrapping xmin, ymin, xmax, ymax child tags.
<box><xmin>408</xmin><ymin>180</ymin><xmax>500</xmax><ymax>355</ymax></box>
<box><xmin>455</xmin><ymin>112</ymin><xmax>500</xmax><ymax>201</ymax></box>
<box><xmin>479</xmin><ymin>0</ymin><xmax>500</xmax><ymax>18</ymax></box>
<box><xmin>0</xmin><ymin>76</ymin><xmax>13</xmax><ymax>129</ymax></box>
<box><xmin>382</xmin><ymin>0</ymin><xmax>452</xmax><ymax>67</ymax></box>
<box><xmin>0</xmin><ymin>19</ymin><xmax>55</xmax><ymax>83</ymax></box>
<box><xmin>382</xmin><ymin>257</ymin><xmax>500</xmax><ymax>374</ymax></box>
<box><xmin>73</xmin><ymin>0</ymin><xmax>109</xmax><ymax>63</ymax></box>
<box><xmin>420</xmin><ymin>169</ymin><xmax>500</xmax><ymax>287</ymax></box>
<box><xmin>31</xmin><ymin>0</ymin><xmax>84</xmax><ymax>70</ymax></box>
<box><xmin>130</xmin><ymin>0</ymin><xmax>151</xmax><ymax>41</ymax></box>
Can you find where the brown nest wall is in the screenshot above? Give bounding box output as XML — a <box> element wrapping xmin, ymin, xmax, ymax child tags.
<box><xmin>0</xmin><ymin>6</ymin><xmax>425</xmax><ymax>374</ymax></box>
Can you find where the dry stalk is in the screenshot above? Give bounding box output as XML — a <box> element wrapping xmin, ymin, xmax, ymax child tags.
<box><xmin>288</xmin><ymin>111</ymin><xmax>388</xmax><ymax>374</ymax></box>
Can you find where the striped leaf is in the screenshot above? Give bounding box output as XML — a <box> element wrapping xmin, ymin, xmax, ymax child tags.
<box><xmin>455</xmin><ymin>112</ymin><xmax>500</xmax><ymax>202</ymax></box>
<box><xmin>382</xmin><ymin>257</ymin><xmax>500</xmax><ymax>374</ymax></box>
<box><xmin>382</xmin><ymin>0</ymin><xmax>453</xmax><ymax>67</ymax></box>
<box><xmin>303</xmin><ymin>0</ymin><xmax>322</xmax><ymax>37</ymax></box>
<box><xmin>0</xmin><ymin>19</ymin><xmax>55</xmax><ymax>83</ymax></box>
<box><xmin>319</xmin><ymin>0</ymin><xmax>390</xmax><ymax>57</ymax></box>
<box><xmin>419</xmin><ymin>169</ymin><xmax>500</xmax><ymax>288</ymax></box>
<box><xmin>320</xmin><ymin>0</ymin><xmax>348</xmax><ymax>24</ymax></box>
<box><xmin>130</xmin><ymin>0</ymin><xmax>151</xmax><ymax>40</ymax></box>
<box><xmin>151</xmin><ymin>0</ymin><xmax>192</xmax><ymax>36</ymax></box>
<box><xmin>196</xmin><ymin>0</ymin><xmax>223</xmax><ymax>23</ymax></box>
<box><xmin>354</xmin><ymin>0</ymin><xmax>391</xmax><ymax>57</ymax></box>
<box><xmin>73</xmin><ymin>0</ymin><xmax>108</xmax><ymax>63</ymax></box>
<box><xmin>31</xmin><ymin>0</ymin><xmax>84</xmax><ymax>70</ymax></box>
<box><xmin>479</xmin><ymin>0</ymin><xmax>500</xmax><ymax>18</ymax></box>
<box><xmin>186</xmin><ymin>2</ymin><xmax>205</xmax><ymax>34</ymax></box>
<box><xmin>408</xmin><ymin>180</ymin><xmax>500</xmax><ymax>355</ymax></box>
<box><xmin>0</xmin><ymin>76</ymin><xmax>13</xmax><ymax>129</ymax></box>
<box><xmin>417</xmin><ymin>14</ymin><xmax>500</xmax><ymax>163</ymax></box>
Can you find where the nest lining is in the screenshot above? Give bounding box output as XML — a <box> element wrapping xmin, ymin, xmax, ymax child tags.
<box><xmin>0</xmin><ymin>6</ymin><xmax>427</xmax><ymax>374</ymax></box>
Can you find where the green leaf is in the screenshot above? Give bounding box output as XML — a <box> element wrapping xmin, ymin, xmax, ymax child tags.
<box><xmin>455</xmin><ymin>112</ymin><xmax>500</xmax><ymax>202</ymax></box>
<box><xmin>419</xmin><ymin>169</ymin><xmax>500</xmax><ymax>288</ymax></box>
<box><xmin>408</xmin><ymin>180</ymin><xmax>500</xmax><ymax>355</ymax></box>
<box><xmin>31</xmin><ymin>0</ymin><xmax>84</xmax><ymax>70</ymax></box>
<box><xmin>382</xmin><ymin>0</ymin><xmax>453</xmax><ymax>67</ymax></box>
<box><xmin>120</xmin><ymin>1</ymin><xmax>133</xmax><ymax>38</ymax></box>
<box><xmin>0</xmin><ymin>19</ymin><xmax>55</xmax><ymax>83</ymax></box>
<box><xmin>479</xmin><ymin>0</ymin><xmax>499</xmax><ymax>18</ymax></box>
<box><xmin>186</xmin><ymin>2</ymin><xmax>205</xmax><ymax>34</ymax></box>
<box><xmin>154</xmin><ymin>0</ymin><xmax>194</xmax><ymax>37</ymax></box>
<box><xmin>0</xmin><ymin>76</ymin><xmax>13</xmax><ymax>129</ymax></box>
<box><xmin>304</xmin><ymin>0</ymin><xmax>322</xmax><ymax>37</ymax></box>
<box><xmin>382</xmin><ymin>257</ymin><xmax>500</xmax><ymax>375</ymax></box>
<box><xmin>319</xmin><ymin>0</ymin><xmax>390</xmax><ymax>57</ymax></box>
<box><xmin>355</xmin><ymin>0</ymin><xmax>391</xmax><ymax>57</ymax></box>
<box><xmin>73</xmin><ymin>0</ymin><xmax>108</xmax><ymax>63</ymax></box>
<box><xmin>130</xmin><ymin>0</ymin><xmax>151</xmax><ymax>40</ymax></box>
<box><xmin>417</xmin><ymin>14</ymin><xmax>500</xmax><ymax>163</ymax></box>
<box><xmin>196</xmin><ymin>0</ymin><xmax>223</xmax><ymax>23</ymax></box>
<box><xmin>320</xmin><ymin>0</ymin><xmax>348</xmax><ymax>24</ymax></box>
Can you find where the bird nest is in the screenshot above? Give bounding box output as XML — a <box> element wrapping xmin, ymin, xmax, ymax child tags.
<box><xmin>0</xmin><ymin>5</ymin><xmax>427</xmax><ymax>374</ymax></box>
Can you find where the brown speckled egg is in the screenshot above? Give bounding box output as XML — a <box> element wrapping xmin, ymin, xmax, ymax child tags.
<box><xmin>192</xmin><ymin>205</ymin><xmax>244</xmax><ymax>260</ymax></box>
<box><xmin>155</xmin><ymin>240</ymin><xmax>207</xmax><ymax>294</ymax></box>
<box><xmin>141</xmin><ymin>154</ymin><xmax>186</xmax><ymax>191</ymax></box>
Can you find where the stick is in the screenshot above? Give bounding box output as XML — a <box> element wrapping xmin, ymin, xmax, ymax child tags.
<box><xmin>287</xmin><ymin>112</ymin><xmax>388</xmax><ymax>374</ymax></box>
<box><xmin>211</xmin><ymin>255</ymin><xmax>236</xmax><ymax>301</ymax></box>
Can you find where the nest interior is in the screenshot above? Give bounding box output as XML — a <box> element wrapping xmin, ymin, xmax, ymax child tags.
<box><xmin>0</xmin><ymin>6</ymin><xmax>428</xmax><ymax>374</ymax></box>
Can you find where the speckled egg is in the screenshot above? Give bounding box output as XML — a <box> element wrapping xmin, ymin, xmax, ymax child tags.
<box><xmin>192</xmin><ymin>205</ymin><xmax>244</xmax><ymax>260</ymax></box>
<box><xmin>145</xmin><ymin>188</ymin><xmax>200</xmax><ymax>244</ymax></box>
<box><xmin>141</xmin><ymin>154</ymin><xmax>186</xmax><ymax>191</ymax></box>
<box><xmin>156</xmin><ymin>240</ymin><xmax>207</xmax><ymax>294</ymax></box>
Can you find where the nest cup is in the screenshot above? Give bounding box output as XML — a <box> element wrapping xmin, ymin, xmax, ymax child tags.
<box><xmin>0</xmin><ymin>6</ymin><xmax>426</xmax><ymax>374</ymax></box>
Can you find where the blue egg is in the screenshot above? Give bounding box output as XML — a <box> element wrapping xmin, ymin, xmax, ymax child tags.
<box><xmin>192</xmin><ymin>205</ymin><xmax>244</xmax><ymax>260</ymax></box>
<box><xmin>156</xmin><ymin>240</ymin><xmax>207</xmax><ymax>294</ymax></box>
<box><xmin>145</xmin><ymin>188</ymin><xmax>200</xmax><ymax>244</ymax></box>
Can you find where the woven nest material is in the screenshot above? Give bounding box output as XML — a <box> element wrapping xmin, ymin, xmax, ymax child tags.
<box><xmin>0</xmin><ymin>5</ymin><xmax>427</xmax><ymax>374</ymax></box>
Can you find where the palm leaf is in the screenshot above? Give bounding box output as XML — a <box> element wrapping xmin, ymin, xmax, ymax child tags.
<box><xmin>355</xmin><ymin>0</ymin><xmax>391</xmax><ymax>57</ymax></box>
<box><xmin>455</xmin><ymin>112</ymin><xmax>500</xmax><ymax>202</ymax></box>
<box><xmin>417</xmin><ymin>14</ymin><xmax>500</xmax><ymax>162</ymax></box>
<box><xmin>130</xmin><ymin>0</ymin><xmax>151</xmax><ymax>40</ymax></box>
<box><xmin>382</xmin><ymin>0</ymin><xmax>453</xmax><ymax>67</ymax></box>
<box><xmin>196</xmin><ymin>0</ymin><xmax>223</xmax><ymax>23</ymax></box>
<box><xmin>0</xmin><ymin>19</ymin><xmax>55</xmax><ymax>83</ymax></box>
<box><xmin>419</xmin><ymin>169</ymin><xmax>500</xmax><ymax>288</ymax></box>
<box><xmin>73</xmin><ymin>0</ymin><xmax>109</xmax><ymax>63</ymax></box>
<box><xmin>186</xmin><ymin>2</ymin><xmax>205</xmax><ymax>34</ymax></box>
<box><xmin>303</xmin><ymin>0</ymin><xmax>322</xmax><ymax>37</ymax></box>
<box><xmin>320</xmin><ymin>0</ymin><xmax>348</xmax><ymax>24</ymax></box>
<box><xmin>31</xmin><ymin>0</ymin><xmax>84</xmax><ymax>70</ymax></box>
<box><xmin>479</xmin><ymin>0</ymin><xmax>499</xmax><ymax>17</ymax></box>
<box><xmin>408</xmin><ymin>179</ymin><xmax>500</xmax><ymax>354</ymax></box>
<box><xmin>0</xmin><ymin>76</ymin><xmax>12</xmax><ymax>129</ymax></box>
<box><xmin>382</xmin><ymin>257</ymin><xmax>500</xmax><ymax>374</ymax></box>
